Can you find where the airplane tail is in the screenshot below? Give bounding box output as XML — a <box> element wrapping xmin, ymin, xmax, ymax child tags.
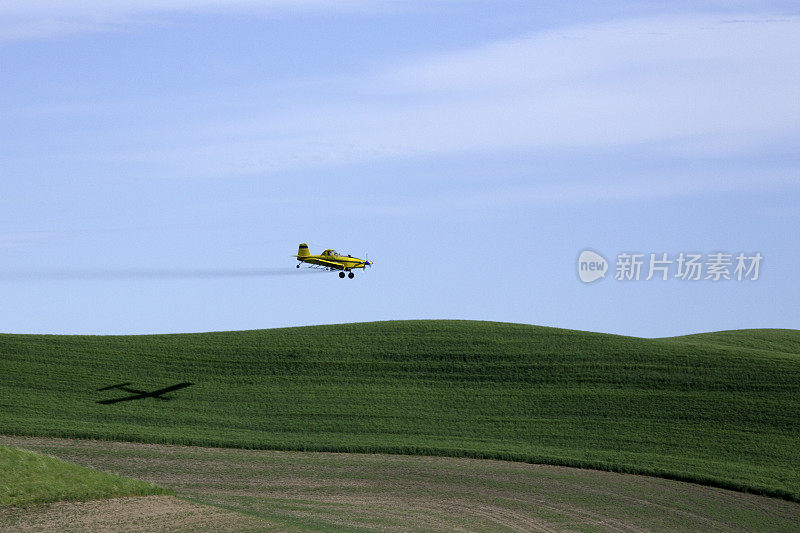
<box><xmin>296</xmin><ymin>243</ymin><xmax>311</xmax><ymax>258</ymax></box>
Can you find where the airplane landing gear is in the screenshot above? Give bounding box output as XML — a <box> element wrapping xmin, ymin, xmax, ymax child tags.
<box><xmin>348</xmin><ymin>272</ymin><xmax>354</xmax><ymax>279</ymax></box>
<box><xmin>339</xmin><ymin>272</ymin><xmax>345</xmax><ymax>278</ymax></box>
<box><xmin>296</xmin><ymin>264</ymin><xmax>300</xmax><ymax>268</ymax></box>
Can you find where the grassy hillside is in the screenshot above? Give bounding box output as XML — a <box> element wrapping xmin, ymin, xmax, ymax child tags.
<box><xmin>0</xmin><ymin>445</ymin><xmax>168</xmax><ymax>506</ymax></box>
<box><xmin>669</xmin><ymin>328</ymin><xmax>800</xmax><ymax>353</ymax></box>
<box><xmin>0</xmin><ymin>320</ymin><xmax>798</xmax><ymax>501</ymax></box>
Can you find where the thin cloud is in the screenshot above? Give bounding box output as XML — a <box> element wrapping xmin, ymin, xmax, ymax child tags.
<box><xmin>353</xmin><ymin>171</ymin><xmax>800</xmax><ymax>216</ymax></box>
<box><xmin>0</xmin><ymin>0</ymin><xmax>370</xmax><ymax>41</ymax></box>
<box><xmin>91</xmin><ymin>13</ymin><xmax>800</xmax><ymax>175</ymax></box>
<box><xmin>8</xmin><ymin>13</ymin><xmax>800</xmax><ymax>179</ymax></box>
<box><xmin>380</xmin><ymin>15</ymin><xmax>800</xmax><ymax>93</ymax></box>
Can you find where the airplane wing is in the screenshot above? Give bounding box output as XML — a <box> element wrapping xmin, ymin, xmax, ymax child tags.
<box><xmin>97</xmin><ymin>382</ymin><xmax>193</xmax><ymax>404</ymax></box>
<box><xmin>118</xmin><ymin>386</ymin><xmax>147</xmax><ymax>394</ymax></box>
<box><xmin>96</xmin><ymin>382</ymin><xmax>132</xmax><ymax>391</ymax></box>
<box><xmin>149</xmin><ymin>382</ymin><xmax>194</xmax><ymax>395</ymax></box>
<box><xmin>306</xmin><ymin>259</ymin><xmax>345</xmax><ymax>270</ymax></box>
<box><xmin>97</xmin><ymin>382</ymin><xmax>148</xmax><ymax>395</ymax></box>
<box><xmin>98</xmin><ymin>393</ymin><xmax>148</xmax><ymax>405</ymax></box>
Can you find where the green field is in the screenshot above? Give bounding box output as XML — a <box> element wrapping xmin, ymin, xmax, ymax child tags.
<box><xmin>1</xmin><ymin>320</ymin><xmax>798</xmax><ymax>501</ymax></box>
<box><xmin>0</xmin><ymin>444</ymin><xmax>168</xmax><ymax>506</ymax></box>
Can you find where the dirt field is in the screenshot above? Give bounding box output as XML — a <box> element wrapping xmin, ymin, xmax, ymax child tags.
<box><xmin>3</xmin><ymin>435</ymin><xmax>799</xmax><ymax>532</ymax></box>
<box><xmin>0</xmin><ymin>495</ymin><xmax>266</xmax><ymax>532</ymax></box>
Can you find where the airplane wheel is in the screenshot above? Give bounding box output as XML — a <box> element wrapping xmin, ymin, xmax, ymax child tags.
<box><xmin>296</xmin><ymin>264</ymin><xmax>299</xmax><ymax>268</ymax></box>
<box><xmin>348</xmin><ymin>272</ymin><xmax>354</xmax><ymax>279</ymax></box>
<box><xmin>339</xmin><ymin>272</ymin><xmax>345</xmax><ymax>278</ymax></box>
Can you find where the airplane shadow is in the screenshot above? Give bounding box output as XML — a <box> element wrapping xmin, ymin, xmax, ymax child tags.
<box><xmin>96</xmin><ymin>382</ymin><xmax>194</xmax><ymax>405</ymax></box>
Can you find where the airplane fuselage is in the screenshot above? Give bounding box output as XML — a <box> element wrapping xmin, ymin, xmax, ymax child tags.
<box><xmin>295</xmin><ymin>244</ymin><xmax>372</xmax><ymax>278</ymax></box>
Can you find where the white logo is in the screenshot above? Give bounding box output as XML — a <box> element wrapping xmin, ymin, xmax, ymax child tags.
<box><xmin>577</xmin><ymin>250</ymin><xmax>762</xmax><ymax>283</ymax></box>
<box><xmin>578</xmin><ymin>250</ymin><xmax>608</xmax><ymax>283</ymax></box>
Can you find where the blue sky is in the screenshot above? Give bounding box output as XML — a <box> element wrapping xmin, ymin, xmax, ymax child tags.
<box><xmin>1</xmin><ymin>1</ymin><xmax>798</xmax><ymax>336</ymax></box>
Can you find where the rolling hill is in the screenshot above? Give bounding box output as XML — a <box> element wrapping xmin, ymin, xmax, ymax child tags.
<box><xmin>1</xmin><ymin>320</ymin><xmax>798</xmax><ymax>501</ymax></box>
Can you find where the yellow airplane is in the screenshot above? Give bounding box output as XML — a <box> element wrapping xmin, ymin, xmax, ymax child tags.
<box><xmin>294</xmin><ymin>243</ymin><xmax>373</xmax><ymax>278</ymax></box>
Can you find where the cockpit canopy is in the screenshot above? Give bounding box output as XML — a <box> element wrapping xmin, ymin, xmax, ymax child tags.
<box><xmin>322</xmin><ymin>249</ymin><xmax>338</xmax><ymax>256</ymax></box>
